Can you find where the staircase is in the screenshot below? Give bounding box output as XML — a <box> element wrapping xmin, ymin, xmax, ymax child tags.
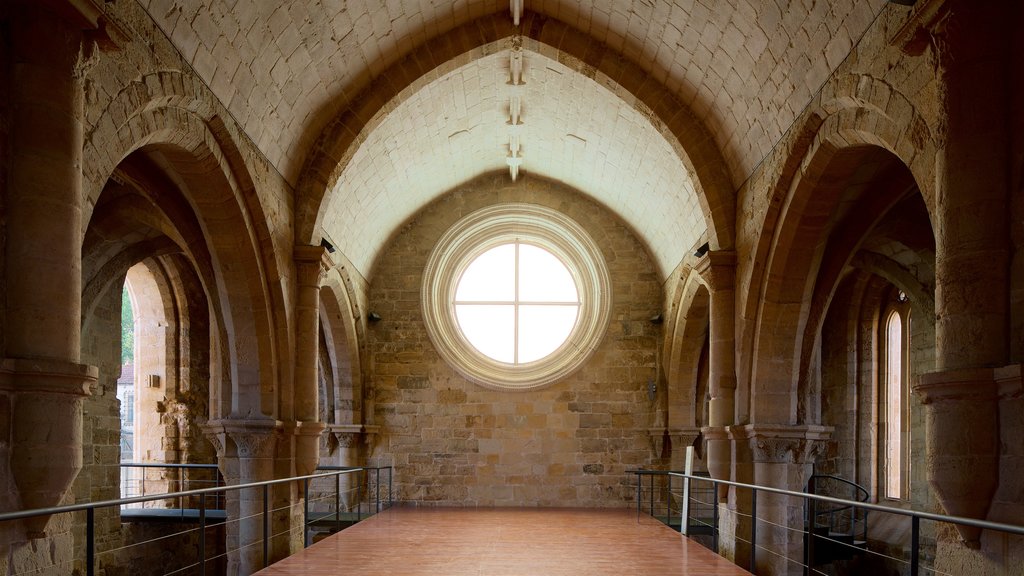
<box><xmin>804</xmin><ymin>474</ymin><xmax>869</xmax><ymax>570</ymax></box>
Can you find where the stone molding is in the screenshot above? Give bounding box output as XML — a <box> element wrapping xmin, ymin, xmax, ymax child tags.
<box><xmin>0</xmin><ymin>358</ymin><xmax>98</xmax><ymax>395</ymax></box>
<box><xmin>2</xmin><ymin>358</ymin><xmax>99</xmax><ymax>536</ymax></box>
<box><xmin>996</xmin><ymin>364</ymin><xmax>1022</xmax><ymax>398</ymax></box>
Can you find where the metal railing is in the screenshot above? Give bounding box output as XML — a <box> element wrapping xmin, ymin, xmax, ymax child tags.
<box><xmin>805</xmin><ymin>473</ymin><xmax>869</xmax><ymax>566</ymax></box>
<box><xmin>119</xmin><ymin>462</ymin><xmax>225</xmax><ymax>512</ymax></box>
<box><xmin>0</xmin><ymin>468</ymin><xmax>365</xmax><ymax>576</ymax></box>
<box><xmin>304</xmin><ymin>465</ymin><xmax>394</xmax><ymax>544</ymax></box>
<box><xmin>628</xmin><ymin>468</ymin><xmax>717</xmax><ymax>540</ymax></box>
<box><xmin>654</xmin><ymin>470</ymin><xmax>1024</xmax><ymax>576</ymax></box>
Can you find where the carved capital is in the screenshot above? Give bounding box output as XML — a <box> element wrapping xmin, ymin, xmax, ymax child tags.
<box><xmin>694</xmin><ymin>250</ymin><xmax>737</xmax><ymax>292</ymax></box>
<box><xmin>328</xmin><ymin>424</ymin><xmax>363</xmax><ymax>449</ymax></box>
<box><xmin>336</xmin><ymin>432</ymin><xmax>359</xmax><ymax>448</ymax></box>
<box><xmin>729</xmin><ymin>424</ymin><xmax>832</xmax><ymax>465</ymax></box>
<box><xmin>294</xmin><ymin>245</ymin><xmax>333</xmax><ymax>289</ymax></box>
<box><xmin>205</xmin><ymin>418</ymin><xmax>282</xmax><ymax>459</ymax></box>
<box><xmin>664</xmin><ymin>426</ymin><xmax>702</xmax><ymax>449</ymax></box>
<box><xmin>230</xmin><ymin>430</ymin><xmax>278</xmax><ymax>459</ymax></box>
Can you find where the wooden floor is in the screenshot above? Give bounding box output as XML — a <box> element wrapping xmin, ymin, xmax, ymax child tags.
<box><xmin>255</xmin><ymin>507</ymin><xmax>752</xmax><ymax>575</ymax></box>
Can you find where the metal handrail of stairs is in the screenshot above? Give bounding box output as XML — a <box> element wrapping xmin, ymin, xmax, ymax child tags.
<box><xmin>804</xmin><ymin>474</ymin><xmax>870</xmax><ymax>569</ymax></box>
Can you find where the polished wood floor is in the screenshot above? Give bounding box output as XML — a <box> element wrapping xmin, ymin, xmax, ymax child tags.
<box><xmin>255</xmin><ymin>507</ymin><xmax>753</xmax><ymax>575</ymax></box>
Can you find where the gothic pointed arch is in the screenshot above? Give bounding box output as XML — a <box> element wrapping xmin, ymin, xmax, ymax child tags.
<box><xmin>739</xmin><ymin>77</ymin><xmax>938</xmax><ymax>425</ymax></box>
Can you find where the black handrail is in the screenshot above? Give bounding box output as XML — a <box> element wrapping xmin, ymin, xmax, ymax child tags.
<box><xmin>315</xmin><ymin>465</ymin><xmax>394</xmax><ymax>514</ymax></box>
<box><xmin>628</xmin><ymin>469</ymin><xmax>714</xmax><ymax>537</ymax></box>
<box><xmin>119</xmin><ymin>462</ymin><xmax>225</xmax><ymax>513</ymax></box>
<box><xmin>0</xmin><ymin>468</ymin><xmax>365</xmax><ymax>576</ymax></box>
<box><xmin>303</xmin><ymin>463</ymin><xmax>391</xmax><ymax>541</ymax></box>
<box><xmin>805</xmin><ymin>474</ymin><xmax>870</xmax><ymax>571</ymax></box>
<box><xmin>660</xmin><ymin>471</ymin><xmax>1024</xmax><ymax>576</ymax></box>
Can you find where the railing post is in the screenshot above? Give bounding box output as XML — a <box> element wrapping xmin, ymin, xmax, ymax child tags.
<box><xmin>198</xmin><ymin>495</ymin><xmax>207</xmax><ymax>576</ymax></box>
<box><xmin>179</xmin><ymin>466</ymin><xmax>185</xmax><ymax>513</ymax></box>
<box><xmin>357</xmin><ymin>471</ymin><xmax>363</xmax><ymax>522</ymax></box>
<box><xmin>335</xmin><ymin>472</ymin><xmax>341</xmax><ymax>530</ymax></box>
<box><xmin>666</xmin><ymin>475</ymin><xmax>673</xmax><ymax>530</ymax></box>
<box><xmin>304</xmin><ymin>478</ymin><xmax>310</xmax><ymax>548</ymax></box>
<box><xmin>86</xmin><ymin>507</ymin><xmax>95</xmax><ymax>576</ymax></box>
<box><xmin>911</xmin><ymin>516</ymin><xmax>920</xmax><ymax>576</ymax></box>
<box><xmin>712</xmin><ymin>482</ymin><xmax>719</xmax><ymax>552</ymax></box>
<box><xmin>376</xmin><ymin>468</ymin><xmax>381</xmax><ymax>514</ymax></box>
<box><xmin>805</xmin><ymin>479</ymin><xmax>816</xmax><ymax>576</ymax></box>
<box><xmin>389</xmin><ymin>466</ymin><xmax>393</xmax><ymax>508</ymax></box>
<box><xmin>750</xmin><ymin>488</ymin><xmax>757</xmax><ymax>573</ymax></box>
<box><xmin>635</xmin><ymin>473</ymin><xmax>641</xmax><ymax>521</ymax></box>
<box><xmin>649</xmin><ymin>473</ymin><xmax>654</xmax><ymax>517</ymax></box>
<box><xmin>263</xmin><ymin>484</ymin><xmax>270</xmax><ymax>569</ymax></box>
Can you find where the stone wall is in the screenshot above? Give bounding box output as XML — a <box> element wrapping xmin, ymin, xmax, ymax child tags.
<box><xmin>367</xmin><ymin>174</ymin><xmax>662</xmax><ymax>507</ymax></box>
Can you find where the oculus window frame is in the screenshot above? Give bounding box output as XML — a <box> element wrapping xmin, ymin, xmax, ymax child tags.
<box><xmin>422</xmin><ymin>203</ymin><xmax>611</xmax><ymax>391</ymax></box>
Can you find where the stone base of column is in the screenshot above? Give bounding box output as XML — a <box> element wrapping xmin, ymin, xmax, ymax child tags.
<box><xmin>1</xmin><ymin>358</ymin><xmax>97</xmax><ymax>538</ymax></box>
<box><xmin>915</xmin><ymin>367</ymin><xmax>999</xmax><ymax>547</ymax></box>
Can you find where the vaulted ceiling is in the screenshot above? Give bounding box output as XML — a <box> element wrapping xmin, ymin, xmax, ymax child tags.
<box><xmin>140</xmin><ymin>0</ymin><xmax>888</xmax><ymax>279</ymax></box>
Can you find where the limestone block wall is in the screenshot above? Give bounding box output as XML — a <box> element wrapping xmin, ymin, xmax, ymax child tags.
<box><xmin>366</xmin><ymin>174</ymin><xmax>662</xmax><ymax>507</ymax></box>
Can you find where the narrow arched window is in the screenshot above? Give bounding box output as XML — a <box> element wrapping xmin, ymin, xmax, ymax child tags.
<box><xmin>882</xmin><ymin>295</ymin><xmax>910</xmax><ymax>501</ymax></box>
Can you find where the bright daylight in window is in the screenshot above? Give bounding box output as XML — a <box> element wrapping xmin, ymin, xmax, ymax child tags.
<box><xmin>422</xmin><ymin>203</ymin><xmax>611</xmax><ymax>391</ymax></box>
<box><xmin>454</xmin><ymin>242</ymin><xmax>580</xmax><ymax>364</ymax></box>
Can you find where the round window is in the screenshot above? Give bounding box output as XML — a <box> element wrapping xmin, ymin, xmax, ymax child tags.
<box><xmin>422</xmin><ymin>204</ymin><xmax>611</xmax><ymax>391</ymax></box>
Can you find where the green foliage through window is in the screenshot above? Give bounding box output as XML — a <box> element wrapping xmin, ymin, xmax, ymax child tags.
<box><xmin>122</xmin><ymin>286</ymin><xmax>134</xmax><ymax>364</ymax></box>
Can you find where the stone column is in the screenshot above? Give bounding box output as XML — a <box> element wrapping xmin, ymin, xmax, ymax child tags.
<box><xmin>905</xmin><ymin>0</ymin><xmax>1012</xmax><ymax>546</ymax></box>
<box><xmin>695</xmin><ymin>251</ymin><xmax>738</xmax><ymax>494</ymax></box>
<box><xmin>3</xmin><ymin>2</ymin><xmax>109</xmax><ymax>536</ymax></box>
<box><xmin>205</xmin><ymin>419</ymin><xmax>281</xmax><ymax>575</ymax></box>
<box><xmin>732</xmin><ymin>424</ymin><xmax>831</xmax><ymax>576</ymax></box>
<box><xmin>293</xmin><ymin>246</ymin><xmax>332</xmax><ymax>475</ymax></box>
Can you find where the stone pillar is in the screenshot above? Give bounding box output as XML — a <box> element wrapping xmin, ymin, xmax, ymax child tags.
<box><xmin>3</xmin><ymin>2</ymin><xmax>107</xmax><ymax>536</ymax></box>
<box><xmin>293</xmin><ymin>246</ymin><xmax>332</xmax><ymax>475</ymax></box>
<box><xmin>205</xmin><ymin>419</ymin><xmax>281</xmax><ymax>575</ymax></box>
<box><xmin>907</xmin><ymin>0</ymin><xmax>1012</xmax><ymax>546</ymax></box>
<box><xmin>732</xmin><ymin>424</ymin><xmax>831</xmax><ymax>576</ymax></box>
<box><xmin>696</xmin><ymin>251</ymin><xmax>737</xmax><ymax>494</ymax></box>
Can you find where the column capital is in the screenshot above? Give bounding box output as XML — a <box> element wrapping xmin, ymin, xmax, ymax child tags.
<box><xmin>294</xmin><ymin>245</ymin><xmax>334</xmax><ymax>288</ymax></box>
<box><xmin>694</xmin><ymin>250</ymin><xmax>737</xmax><ymax>292</ymax></box>
<box><xmin>729</xmin><ymin>424</ymin><xmax>831</xmax><ymax>464</ymax></box>
<box><xmin>204</xmin><ymin>418</ymin><xmax>282</xmax><ymax>459</ymax></box>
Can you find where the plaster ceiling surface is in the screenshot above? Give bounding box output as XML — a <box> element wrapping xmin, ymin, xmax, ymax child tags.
<box><xmin>136</xmin><ymin>0</ymin><xmax>891</xmax><ymax>276</ymax></box>
<box><xmin>319</xmin><ymin>49</ymin><xmax>704</xmax><ymax>278</ymax></box>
